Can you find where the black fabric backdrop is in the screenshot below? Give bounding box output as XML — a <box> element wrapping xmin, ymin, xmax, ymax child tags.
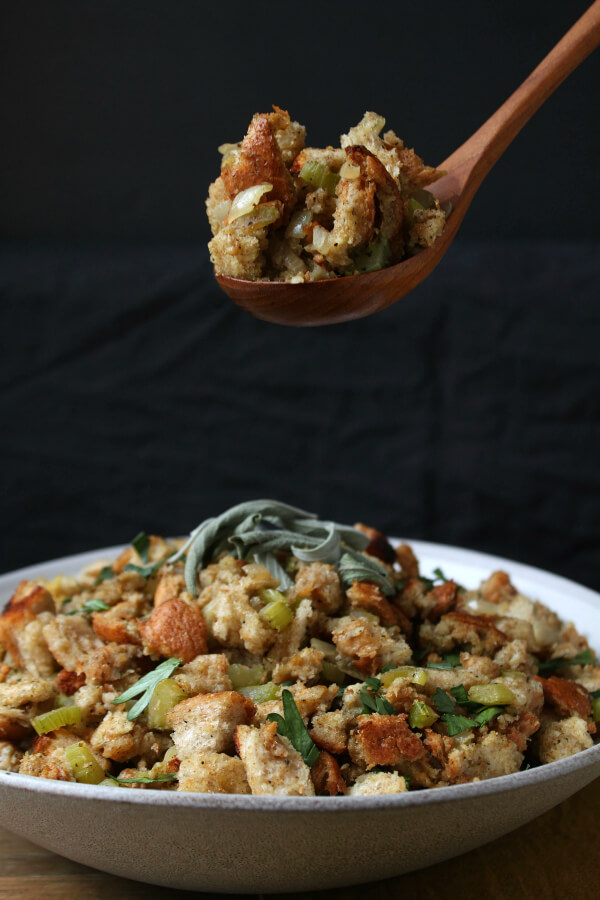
<box><xmin>1</xmin><ymin>240</ymin><xmax>599</xmax><ymax>590</ymax></box>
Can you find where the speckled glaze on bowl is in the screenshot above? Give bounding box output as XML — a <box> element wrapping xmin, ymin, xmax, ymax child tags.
<box><xmin>1</xmin><ymin>541</ymin><xmax>599</xmax><ymax>893</ymax></box>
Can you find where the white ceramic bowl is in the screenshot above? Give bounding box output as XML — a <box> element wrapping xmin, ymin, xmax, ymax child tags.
<box><xmin>1</xmin><ymin>540</ymin><xmax>599</xmax><ymax>893</ymax></box>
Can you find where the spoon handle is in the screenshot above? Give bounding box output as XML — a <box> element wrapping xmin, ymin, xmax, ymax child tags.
<box><xmin>441</xmin><ymin>1</ymin><xmax>600</xmax><ymax>196</ymax></box>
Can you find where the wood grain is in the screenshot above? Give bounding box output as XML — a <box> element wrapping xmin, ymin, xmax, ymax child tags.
<box><xmin>1</xmin><ymin>776</ymin><xmax>598</xmax><ymax>899</ymax></box>
<box><xmin>217</xmin><ymin>1</ymin><xmax>600</xmax><ymax>326</ymax></box>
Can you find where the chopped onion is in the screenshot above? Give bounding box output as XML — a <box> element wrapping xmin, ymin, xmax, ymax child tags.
<box><xmin>228</xmin><ymin>183</ymin><xmax>273</xmax><ymax>223</ymax></box>
<box><xmin>340</xmin><ymin>161</ymin><xmax>360</xmax><ymax>180</ymax></box>
<box><xmin>212</xmin><ymin>199</ymin><xmax>231</xmax><ymax>226</ymax></box>
<box><xmin>463</xmin><ymin>597</ymin><xmax>501</xmax><ymax>616</ymax></box>
<box><xmin>285</xmin><ymin>208</ymin><xmax>312</xmax><ymax>239</ymax></box>
<box><xmin>310</xmin><ymin>224</ymin><xmax>331</xmax><ymax>254</ymax></box>
<box><xmin>218</xmin><ymin>142</ymin><xmax>240</xmax><ymax>155</ymax></box>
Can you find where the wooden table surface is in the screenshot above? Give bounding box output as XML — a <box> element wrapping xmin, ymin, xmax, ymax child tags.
<box><xmin>1</xmin><ymin>777</ymin><xmax>598</xmax><ymax>900</ymax></box>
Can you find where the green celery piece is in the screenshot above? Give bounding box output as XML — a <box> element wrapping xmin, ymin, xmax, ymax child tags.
<box><xmin>349</xmin><ymin>234</ymin><xmax>391</xmax><ymax>274</ymax></box>
<box><xmin>298</xmin><ymin>160</ymin><xmax>340</xmax><ymax>196</ymax></box>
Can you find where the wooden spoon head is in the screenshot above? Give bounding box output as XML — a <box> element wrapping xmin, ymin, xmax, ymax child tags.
<box><xmin>216</xmin><ymin>170</ymin><xmax>465</xmax><ymax>327</ymax></box>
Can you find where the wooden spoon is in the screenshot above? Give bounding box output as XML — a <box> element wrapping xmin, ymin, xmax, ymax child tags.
<box><xmin>216</xmin><ymin>2</ymin><xmax>600</xmax><ymax>327</ymax></box>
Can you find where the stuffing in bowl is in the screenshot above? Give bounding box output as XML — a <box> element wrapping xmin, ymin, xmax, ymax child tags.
<box><xmin>1</xmin><ymin>500</ymin><xmax>598</xmax><ymax>796</ymax></box>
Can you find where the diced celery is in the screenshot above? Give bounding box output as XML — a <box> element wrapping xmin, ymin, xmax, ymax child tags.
<box><xmin>228</xmin><ymin>664</ymin><xmax>264</xmax><ymax>690</ymax></box>
<box><xmin>65</xmin><ymin>741</ymin><xmax>105</xmax><ymax>785</ymax></box>
<box><xmin>592</xmin><ymin>695</ymin><xmax>600</xmax><ymax>722</ymax></box>
<box><xmin>321</xmin><ymin>660</ymin><xmax>346</xmax><ymax>685</ymax></box>
<box><xmin>32</xmin><ymin>706</ymin><xmax>82</xmax><ymax>735</ymax></box>
<box><xmin>408</xmin><ymin>700</ymin><xmax>439</xmax><ymax>730</ymax></box>
<box><xmin>310</xmin><ymin>638</ymin><xmax>337</xmax><ymax>659</ymax></box>
<box><xmin>239</xmin><ymin>682</ymin><xmax>280</xmax><ymax>703</ymax></box>
<box><xmin>468</xmin><ymin>683</ymin><xmax>516</xmax><ymax>706</ymax></box>
<box><xmin>147</xmin><ymin>679</ymin><xmax>187</xmax><ymax>730</ymax></box>
<box><xmin>409</xmin><ymin>188</ymin><xmax>436</xmax><ymax>210</ymax></box>
<box><xmin>259</xmin><ymin>598</ymin><xmax>294</xmax><ymax>631</ymax></box>
<box><xmin>348</xmin><ymin>234</ymin><xmax>391</xmax><ymax>274</ymax></box>
<box><xmin>380</xmin><ymin>666</ymin><xmax>428</xmax><ymax>689</ymax></box>
<box><xmin>501</xmin><ymin>670</ymin><xmax>527</xmax><ymax>680</ymax></box>
<box><xmin>299</xmin><ymin>160</ymin><xmax>340</xmax><ymax>196</ymax></box>
<box><xmin>258</xmin><ymin>588</ymin><xmax>288</xmax><ymax>605</ymax></box>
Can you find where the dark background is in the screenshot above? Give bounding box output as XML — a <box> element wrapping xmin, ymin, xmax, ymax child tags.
<box><xmin>1</xmin><ymin>1</ymin><xmax>599</xmax><ymax>591</ymax></box>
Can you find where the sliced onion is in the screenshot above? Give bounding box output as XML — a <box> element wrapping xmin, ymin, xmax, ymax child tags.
<box><xmin>228</xmin><ymin>183</ymin><xmax>273</xmax><ymax>223</ymax></box>
<box><xmin>212</xmin><ymin>199</ymin><xmax>231</xmax><ymax>226</ymax></box>
<box><xmin>232</xmin><ymin>203</ymin><xmax>280</xmax><ymax>233</ymax></box>
<box><xmin>340</xmin><ymin>161</ymin><xmax>360</xmax><ymax>180</ymax></box>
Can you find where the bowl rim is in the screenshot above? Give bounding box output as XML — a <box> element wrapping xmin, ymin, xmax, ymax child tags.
<box><xmin>1</xmin><ymin>538</ymin><xmax>599</xmax><ymax>814</ymax></box>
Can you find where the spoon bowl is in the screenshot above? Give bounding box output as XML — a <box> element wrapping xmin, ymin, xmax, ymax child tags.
<box><xmin>217</xmin><ymin>1</ymin><xmax>600</xmax><ymax>327</ymax></box>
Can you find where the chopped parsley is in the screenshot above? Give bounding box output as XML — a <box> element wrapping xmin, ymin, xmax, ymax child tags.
<box><xmin>266</xmin><ymin>689</ymin><xmax>320</xmax><ymax>767</ymax></box>
<box><xmin>364</xmin><ymin>676</ymin><xmax>382</xmax><ymax>691</ymax></box>
<box><xmin>536</xmin><ymin>649</ymin><xmax>597</xmax><ymax>676</ymax></box>
<box><xmin>359</xmin><ymin>689</ymin><xmax>396</xmax><ymax>716</ymax></box>
<box><xmin>427</xmin><ymin>652</ymin><xmax>462</xmax><ymax>671</ymax></box>
<box><xmin>112</xmin><ymin>657</ymin><xmax>182</xmax><ymax>721</ymax></box>
<box><xmin>131</xmin><ymin>531</ymin><xmax>151</xmax><ymax>563</ymax></box>
<box><xmin>433</xmin><ymin>685</ymin><xmax>510</xmax><ymax>735</ymax></box>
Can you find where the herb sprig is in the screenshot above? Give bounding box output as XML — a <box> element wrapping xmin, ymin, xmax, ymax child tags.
<box><xmin>536</xmin><ymin>649</ymin><xmax>597</xmax><ymax>676</ymax></box>
<box><xmin>266</xmin><ymin>689</ymin><xmax>320</xmax><ymax>767</ymax></box>
<box><xmin>112</xmin><ymin>658</ymin><xmax>182</xmax><ymax>721</ymax></box>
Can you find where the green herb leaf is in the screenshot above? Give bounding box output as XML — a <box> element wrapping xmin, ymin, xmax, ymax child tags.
<box><xmin>590</xmin><ymin>689</ymin><xmax>600</xmax><ymax>699</ymax></box>
<box><xmin>364</xmin><ymin>676</ymin><xmax>382</xmax><ymax>691</ymax></box>
<box><xmin>112</xmin><ymin>658</ymin><xmax>182</xmax><ymax>720</ymax></box>
<box><xmin>432</xmin><ymin>688</ymin><xmax>455</xmax><ymax>715</ymax></box>
<box><xmin>427</xmin><ymin>661</ymin><xmax>454</xmax><ymax>671</ymax></box>
<box><xmin>443</xmin><ymin>652</ymin><xmax>462</xmax><ymax>667</ymax></box>
<box><xmin>473</xmin><ymin>706</ymin><xmax>505</xmax><ymax>726</ymax></box>
<box><xmin>266</xmin><ymin>689</ymin><xmax>320</xmax><ymax>767</ymax></box>
<box><xmin>123</xmin><ymin>560</ymin><xmax>165</xmax><ymax>579</ymax></box>
<box><xmin>381</xmin><ymin>664</ymin><xmax>396</xmax><ymax>673</ymax></box>
<box><xmin>450</xmin><ymin>684</ymin><xmax>470</xmax><ymax>705</ymax></box>
<box><xmin>131</xmin><ymin>531</ymin><xmax>151</xmax><ymax>564</ymax></box>
<box><xmin>61</xmin><ymin>597</ymin><xmax>73</xmax><ymax>606</ymax></box>
<box><xmin>537</xmin><ymin>649</ymin><xmax>597</xmax><ymax>676</ymax></box>
<box><xmin>359</xmin><ymin>689</ymin><xmax>396</xmax><ymax>716</ymax></box>
<box><xmin>432</xmin><ymin>567</ymin><xmax>448</xmax><ymax>582</ymax></box>
<box><xmin>108</xmin><ymin>772</ymin><xmax>177</xmax><ymax>785</ymax></box>
<box><xmin>442</xmin><ymin>713</ymin><xmax>479</xmax><ymax>736</ymax></box>
<box><xmin>66</xmin><ymin>598</ymin><xmax>111</xmax><ymax>615</ymax></box>
<box><xmin>94</xmin><ymin>566</ymin><xmax>114</xmax><ymax>586</ymax></box>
